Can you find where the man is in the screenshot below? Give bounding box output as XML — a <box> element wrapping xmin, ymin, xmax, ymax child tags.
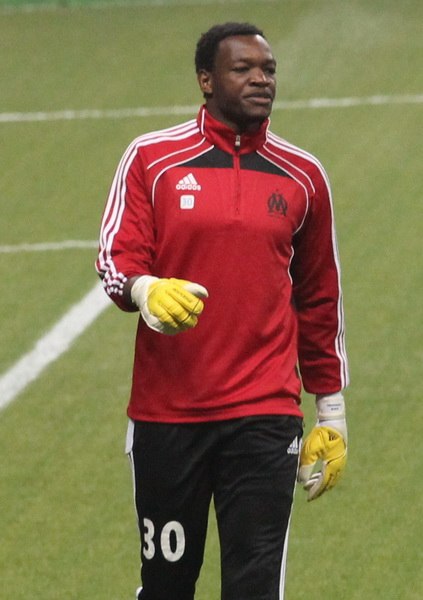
<box><xmin>96</xmin><ymin>22</ymin><xmax>349</xmax><ymax>600</ymax></box>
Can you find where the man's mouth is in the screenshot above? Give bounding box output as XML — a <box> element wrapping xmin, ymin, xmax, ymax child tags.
<box><xmin>245</xmin><ymin>93</ymin><xmax>273</xmax><ymax>104</ymax></box>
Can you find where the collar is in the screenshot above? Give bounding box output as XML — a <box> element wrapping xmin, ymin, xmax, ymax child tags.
<box><xmin>197</xmin><ymin>105</ymin><xmax>269</xmax><ymax>155</ymax></box>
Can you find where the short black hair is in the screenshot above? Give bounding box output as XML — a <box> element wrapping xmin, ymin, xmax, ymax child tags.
<box><xmin>195</xmin><ymin>22</ymin><xmax>265</xmax><ymax>73</ymax></box>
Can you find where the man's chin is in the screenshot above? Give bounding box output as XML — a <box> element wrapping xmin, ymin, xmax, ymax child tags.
<box><xmin>241</xmin><ymin>108</ymin><xmax>271</xmax><ymax>127</ymax></box>
<box><xmin>242</xmin><ymin>102</ymin><xmax>272</xmax><ymax>122</ymax></box>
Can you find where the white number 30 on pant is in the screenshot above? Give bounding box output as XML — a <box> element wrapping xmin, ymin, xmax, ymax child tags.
<box><xmin>143</xmin><ymin>518</ymin><xmax>186</xmax><ymax>562</ymax></box>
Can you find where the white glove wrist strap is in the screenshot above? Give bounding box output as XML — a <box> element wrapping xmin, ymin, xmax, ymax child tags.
<box><xmin>315</xmin><ymin>392</ymin><xmax>347</xmax><ymax>443</ymax></box>
<box><xmin>130</xmin><ymin>275</ymin><xmax>168</xmax><ymax>333</ymax></box>
<box><xmin>130</xmin><ymin>275</ymin><xmax>158</xmax><ymax>310</ymax></box>
<box><xmin>316</xmin><ymin>392</ymin><xmax>345</xmax><ymax>420</ymax></box>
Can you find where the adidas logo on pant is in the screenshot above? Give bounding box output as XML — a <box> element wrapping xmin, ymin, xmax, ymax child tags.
<box><xmin>176</xmin><ymin>173</ymin><xmax>202</xmax><ymax>191</ymax></box>
<box><xmin>287</xmin><ymin>436</ymin><xmax>299</xmax><ymax>455</ymax></box>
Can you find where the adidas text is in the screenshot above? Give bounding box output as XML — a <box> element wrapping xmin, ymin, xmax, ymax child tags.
<box><xmin>176</xmin><ymin>173</ymin><xmax>202</xmax><ymax>191</ymax></box>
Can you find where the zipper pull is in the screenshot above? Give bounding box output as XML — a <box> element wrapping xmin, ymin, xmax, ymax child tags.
<box><xmin>235</xmin><ymin>134</ymin><xmax>241</xmax><ymax>150</ymax></box>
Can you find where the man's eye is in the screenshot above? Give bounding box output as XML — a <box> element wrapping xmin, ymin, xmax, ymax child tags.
<box><xmin>233</xmin><ymin>66</ymin><xmax>249</xmax><ymax>73</ymax></box>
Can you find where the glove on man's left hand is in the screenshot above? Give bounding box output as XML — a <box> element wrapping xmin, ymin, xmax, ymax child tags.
<box><xmin>298</xmin><ymin>392</ymin><xmax>347</xmax><ymax>501</ymax></box>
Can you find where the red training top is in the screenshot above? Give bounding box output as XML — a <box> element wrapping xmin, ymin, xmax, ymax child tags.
<box><xmin>96</xmin><ymin>106</ymin><xmax>349</xmax><ymax>422</ymax></box>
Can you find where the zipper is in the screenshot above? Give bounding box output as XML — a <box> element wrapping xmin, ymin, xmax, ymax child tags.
<box><xmin>234</xmin><ymin>135</ymin><xmax>241</xmax><ymax>215</ymax></box>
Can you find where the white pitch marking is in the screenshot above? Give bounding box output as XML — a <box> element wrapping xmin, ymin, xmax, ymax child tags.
<box><xmin>0</xmin><ymin>240</ymin><xmax>98</xmax><ymax>253</ymax></box>
<box><xmin>0</xmin><ymin>282</ymin><xmax>111</xmax><ymax>411</ymax></box>
<box><xmin>0</xmin><ymin>94</ymin><xmax>421</xmax><ymax>124</ymax></box>
<box><xmin>0</xmin><ymin>0</ymin><xmax>276</xmax><ymax>15</ymax></box>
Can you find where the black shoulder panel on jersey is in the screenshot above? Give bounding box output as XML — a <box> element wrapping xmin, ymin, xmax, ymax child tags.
<box><xmin>241</xmin><ymin>153</ymin><xmax>292</xmax><ymax>178</ymax></box>
<box><xmin>184</xmin><ymin>146</ymin><xmax>233</xmax><ymax>169</ymax></box>
<box><xmin>181</xmin><ymin>147</ymin><xmax>233</xmax><ymax>168</ymax></box>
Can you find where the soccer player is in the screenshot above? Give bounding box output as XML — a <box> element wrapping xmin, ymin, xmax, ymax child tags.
<box><xmin>96</xmin><ymin>22</ymin><xmax>349</xmax><ymax>600</ymax></box>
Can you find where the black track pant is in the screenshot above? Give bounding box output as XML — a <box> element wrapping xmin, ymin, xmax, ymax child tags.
<box><xmin>127</xmin><ymin>415</ymin><xmax>303</xmax><ymax>600</ymax></box>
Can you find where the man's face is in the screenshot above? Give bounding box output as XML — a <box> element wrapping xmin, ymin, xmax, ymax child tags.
<box><xmin>199</xmin><ymin>34</ymin><xmax>277</xmax><ymax>133</ymax></box>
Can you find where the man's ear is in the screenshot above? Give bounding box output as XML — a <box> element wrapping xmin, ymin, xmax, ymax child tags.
<box><xmin>197</xmin><ymin>69</ymin><xmax>213</xmax><ymax>96</ymax></box>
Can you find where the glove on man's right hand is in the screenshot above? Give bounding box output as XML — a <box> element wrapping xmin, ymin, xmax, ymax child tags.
<box><xmin>131</xmin><ymin>275</ymin><xmax>208</xmax><ymax>335</ymax></box>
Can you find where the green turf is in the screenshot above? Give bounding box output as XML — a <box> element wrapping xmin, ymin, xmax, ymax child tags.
<box><xmin>1</xmin><ymin>1</ymin><xmax>422</xmax><ymax>598</ymax></box>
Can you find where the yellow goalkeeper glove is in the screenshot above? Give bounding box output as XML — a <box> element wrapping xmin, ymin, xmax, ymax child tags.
<box><xmin>131</xmin><ymin>275</ymin><xmax>208</xmax><ymax>335</ymax></box>
<box><xmin>298</xmin><ymin>392</ymin><xmax>347</xmax><ymax>501</ymax></box>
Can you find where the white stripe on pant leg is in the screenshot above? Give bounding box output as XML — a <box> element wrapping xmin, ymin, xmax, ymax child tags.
<box><xmin>126</xmin><ymin>419</ymin><xmax>139</xmax><ymax>524</ymax></box>
<box><xmin>125</xmin><ymin>418</ymin><xmax>135</xmax><ymax>454</ymax></box>
<box><xmin>126</xmin><ymin>419</ymin><xmax>143</xmax><ymax>598</ymax></box>
<box><xmin>278</xmin><ymin>512</ymin><xmax>293</xmax><ymax>600</ymax></box>
<box><xmin>279</xmin><ymin>452</ymin><xmax>301</xmax><ymax>599</ymax></box>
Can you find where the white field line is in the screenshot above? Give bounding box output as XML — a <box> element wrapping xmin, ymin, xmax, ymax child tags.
<box><xmin>0</xmin><ymin>240</ymin><xmax>98</xmax><ymax>253</ymax></box>
<box><xmin>1</xmin><ymin>0</ymin><xmax>275</xmax><ymax>15</ymax></box>
<box><xmin>0</xmin><ymin>282</ymin><xmax>111</xmax><ymax>411</ymax></box>
<box><xmin>1</xmin><ymin>94</ymin><xmax>422</xmax><ymax>124</ymax></box>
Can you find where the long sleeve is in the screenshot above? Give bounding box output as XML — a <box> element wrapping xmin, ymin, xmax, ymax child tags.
<box><xmin>290</xmin><ymin>165</ymin><xmax>349</xmax><ymax>393</ymax></box>
<box><xmin>95</xmin><ymin>142</ymin><xmax>155</xmax><ymax>311</ymax></box>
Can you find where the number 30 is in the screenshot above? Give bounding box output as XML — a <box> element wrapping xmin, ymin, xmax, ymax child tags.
<box><xmin>142</xmin><ymin>518</ymin><xmax>186</xmax><ymax>562</ymax></box>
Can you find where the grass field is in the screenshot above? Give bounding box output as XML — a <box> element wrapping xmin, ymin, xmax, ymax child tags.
<box><xmin>0</xmin><ymin>0</ymin><xmax>422</xmax><ymax>598</ymax></box>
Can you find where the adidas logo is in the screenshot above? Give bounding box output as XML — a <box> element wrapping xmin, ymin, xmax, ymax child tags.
<box><xmin>176</xmin><ymin>173</ymin><xmax>202</xmax><ymax>191</ymax></box>
<box><xmin>287</xmin><ymin>436</ymin><xmax>299</xmax><ymax>455</ymax></box>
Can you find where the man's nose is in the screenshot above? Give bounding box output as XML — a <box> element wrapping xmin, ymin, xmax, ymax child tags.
<box><xmin>250</xmin><ymin>69</ymin><xmax>269</xmax><ymax>85</ymax></box>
